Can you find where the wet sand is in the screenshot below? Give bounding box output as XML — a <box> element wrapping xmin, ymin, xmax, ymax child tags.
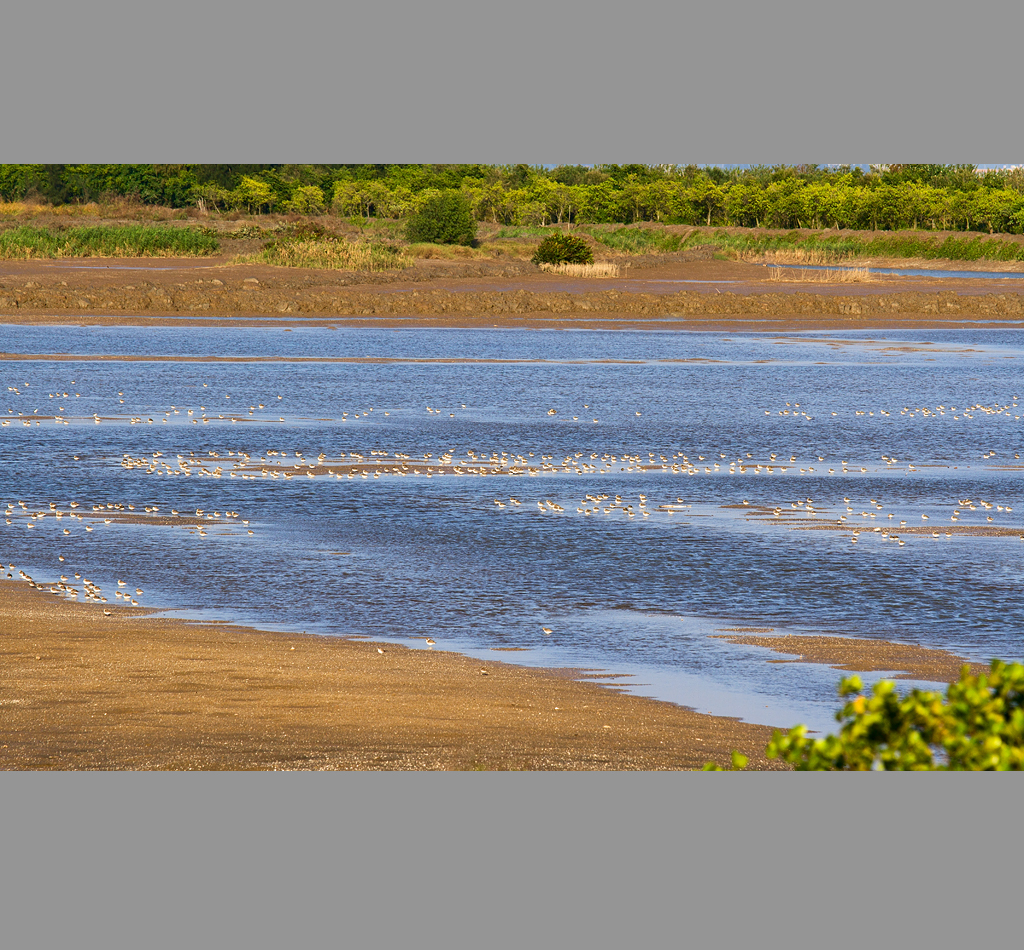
<box><xmin>711</xmin><ymin>633</ymin><xmax>987</xmax><ymax>682</ymax></box>
<box><xmin>1</xmin><ymin>576</ymin><xmax>988</xmax><ymax>770</ymax></box>
<box><xmin>0</xmin><ymin>579</ymin><xmax>787</xmax><ymax>771</ymax></box>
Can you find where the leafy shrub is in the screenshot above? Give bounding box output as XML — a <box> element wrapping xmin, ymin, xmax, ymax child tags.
<box><xmin>706</xmin><ymin>659</ymin><xmax>1024</xmax><ymax>771</ymax></box>
<box><xmin>531</xmin><ymin>232</ymin><xmax>594</xmax><ymax>265</ymax></box>
<box><xmin>405</xmin><ymin>191</ymin><xmax>476</xmax><ymax>246</ymax></box>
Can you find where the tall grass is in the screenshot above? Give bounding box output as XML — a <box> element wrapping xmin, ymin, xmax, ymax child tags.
<box><xmin>767</xmin><ymin>265</ymin><xmax>872</xmax><ymax>283</ymax></box>
<box><xmin>538</xmin><ymin>262</ymin><xmax>620</xmax><ymax>278</ymax></box>
<box><xmin>0</xmin><ymin>225</ymin><xmax>219</xmax><ymax>258</ymax></box>
<box><xmin>588</xmin><ymin>227</ymin><xmax>687</xmax><ymax>254</ymax></box>
<box><xmin>238</xmin><ymin>238</ymin><xmax>408</xmax><ymax>271</ymax></box>
<box><xmin>0</xmin><ymin>201</ymin><xmax>93</xmax><ymax>218</ymax></box>
<box><xmin>696</xmin><ymin>230</ymin><xmax>1024</xmax><ymax>264</ymax></box>
<box><xmin>405</xmin><ymin>242</ymin><xmax>492</xmax><ymax>260</ymax></box>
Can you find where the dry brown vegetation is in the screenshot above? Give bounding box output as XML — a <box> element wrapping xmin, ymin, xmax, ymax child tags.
<box><xmin>767</xmin><ymin>265</ymin><xmax>873</xmax><ymax>283</ymax></box>
<box><xmin>234</xmin><ymin>237</ymin><xmax>408</xmax><ymax>271</ymax></box>
<box><xmin>538</xmin><ymin>262</ymin><xmax>621</xmax><ymax>278</ymax></box>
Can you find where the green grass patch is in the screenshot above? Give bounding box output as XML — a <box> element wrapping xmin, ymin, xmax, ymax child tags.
<box><xmin>587</xmin><ymin>227</ymin><xmax>688</xmax><ymax>254</ymax></box>
<box><xmin>493</xmin><ymin>226</ymin><xmax>550</xmax><ymax>239</ymax></box>
<box><xmin>237</xmin><ymin>237</ymin><xmax>408</xmax><ymax>271</ymax></box>
<box><xmin>0</xmin><ymin>225</ymin><xmax>219</xmax><ymax>258</ymax></box>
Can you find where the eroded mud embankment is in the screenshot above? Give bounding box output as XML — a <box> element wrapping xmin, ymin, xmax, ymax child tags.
<box><xmin>2</xmin><ymin>283</ymin><xmax>1023</xmax><ymax>318</ymax></box>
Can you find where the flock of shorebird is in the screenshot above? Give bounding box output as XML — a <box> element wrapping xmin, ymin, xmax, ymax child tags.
<box><xmin>2</xmin><ymin>381</ymin><xmax>1021</xmax><ymax>622</ymax></box>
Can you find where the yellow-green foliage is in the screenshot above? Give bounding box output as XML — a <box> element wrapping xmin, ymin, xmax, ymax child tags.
<box><xmin>765</xmin><ymin>660</ymin><xmax>1024</xmax><ymax>770</ymax></box>
<box><xmin>705</xmin><ymin>660</ymin><xmax>1024</xmax><ymax>771</ymax></box>
<box><xmin>285</xmin><ymin>185</ymin><xmax>326</xmax><ymax>215</ymax></box>
<box><xmin>238</xmin><ymin>237</ymin><xmax>407</xmax><ymax>271</ymax></box>
<box><xmin>5</xmin><ymin>165</ymin><xmax>1024</xmax><ymax>235</ymax></box>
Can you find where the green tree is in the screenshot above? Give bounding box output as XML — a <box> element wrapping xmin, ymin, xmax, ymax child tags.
<box><xmin>808</xmin><ymin>182</ymin><xmax>850</xmax><ymax>229</ymax></box>
<box><xmin>475</xmin><ymin>183</ymin><xmax>520</xmax><ymax>225</ymax></box>
<box><xmin>285</xmin><ymin>185</ymin><xmax>326</xmax><ymax>215</ymax></box>
<box><xmin>233</xmin><ymin>176</ymin><xmax>275</xmax><ymax>215</ymax></box>
<box><xmin>725</xmin><ymin>181</ymin><xmax>766</xmax><ymax>228</ymax></box>
<box><xmin>691</xmin><ymin>176</ymin><xmax>724</xmax><ymax>226</ymax></box>
<box><xmin>331</xmin><ymin>180</ymin><xmax>368</xmax><ymax>218</ymax></box>
<box><xmin>195</xmin><ymin>182</ymin><xmax>231</xmax><ymax>213</ymax></box>
<box><xmin>543</xmin><ymin>182</ymin><xmax>584</xmax><ymax>226</ymax></box>
<box><xmin>764</xmin><ymin>660</ymin><xmax>1024</xmax><ymax>770</ymax></box>
<box><xmin>405</xmin><ymin>190</ymin><xmax>476</xmax><ymax>245</ymax></box>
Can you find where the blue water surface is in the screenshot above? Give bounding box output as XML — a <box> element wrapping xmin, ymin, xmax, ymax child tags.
<box><xmin>2</xmin><ymin>324</ymin><xmax>1021</xmax><ymax>733</ymax></box>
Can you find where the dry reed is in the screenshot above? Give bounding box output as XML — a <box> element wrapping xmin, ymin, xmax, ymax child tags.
<box><xmin>405</xmin><ymin>243</ymin><xmax>491</xmax><ymax>260</ymax></box>
<box><xmin>538</xmin><ymin>262</ymin><xmax>620</xmax><ymax>278</ymax></box>
<box><xmin>751</xmin><ymin>248</ymin><xmax>849</xmax><ymax>265</ymax></box>
<box><xmin>236</xmin><ymin>238</ymin><xmax>407</xmax><ymax>271</ymax></box>
<box><xmin>767</xmin><ymin>265</ymin><xmax>872</xmax><ymax>283</ymax></box>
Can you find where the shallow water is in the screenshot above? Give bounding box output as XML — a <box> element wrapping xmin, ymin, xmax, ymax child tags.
<box><xmin>2</xmin><ymin>324</ymin><xmax>1022</xmax><ymax>733</ymax></box>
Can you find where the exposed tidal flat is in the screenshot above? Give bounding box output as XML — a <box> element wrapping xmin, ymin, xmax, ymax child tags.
<box><xmin>1</xmin><ymin>313</ymin><xmax>1022</xmax><ymax>769</ymax></box>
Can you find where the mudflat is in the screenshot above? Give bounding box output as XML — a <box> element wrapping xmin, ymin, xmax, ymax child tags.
<box><xmin>1</xmin><ymin>579</ymin><xmax>785</xmax><ymax>771</ymax></box>
<box><xmin>710</xmin><ymin>633</ymin><xmax>987</xmax><ymax>682</ymax></box>
<box><xmin>1</xmin><ymin>255</ymin><xmax>1023</xmax><ymax>330</ymax></box>
<box><xmin>1</xmin><ymin>580</ymin><xmax>987</xmax><ymax>771</ymax></box>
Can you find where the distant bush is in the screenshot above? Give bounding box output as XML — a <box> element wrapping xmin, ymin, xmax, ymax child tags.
<box><xmin>531</xmin><ymin>232</ymin><xmax>594</xmax><ymax>265</ymax></box>
<box><xmin>405</xmin><ymin>191</ymin><xmax>476</xmax><ymax>246</ymax></box>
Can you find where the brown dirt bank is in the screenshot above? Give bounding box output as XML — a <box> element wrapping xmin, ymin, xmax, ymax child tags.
<box><xmin>711</xmin><ymin>633</ymin><xmax>987</xmax><ymax>682</ymax></box>
<box><xmin>0</xmin><ymin>579</ymin><xmax>785</xmax><ymax>771</ymax></box>
<box><xmin>2</xmin><ymin>257</ymin><xmax>1023</xmax><ymax>329</ymax></box>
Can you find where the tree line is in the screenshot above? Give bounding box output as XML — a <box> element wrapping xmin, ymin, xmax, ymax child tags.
<box><xmin>3</xmin><ymin>164</ymin><xmax>1024</xmax><ymax>234</ymax></box>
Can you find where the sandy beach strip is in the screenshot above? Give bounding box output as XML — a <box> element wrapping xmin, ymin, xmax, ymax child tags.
<box><xmin>711</xmin><ymin>633</ymin><xmax>987</xmax><ymax>682</ymax></box>
<box><xmin>0</xmin><ymin>579</ymin><xmax>788</xmax><ymax>771</ymax></box>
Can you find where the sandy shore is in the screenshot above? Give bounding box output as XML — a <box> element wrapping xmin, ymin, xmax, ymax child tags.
<box><xmin>1</xmin><ymin>579</ymin><xmax>988</xmax><ymax>771</ymax></box>
<box><xmin>0</xmin><ymin>579</ymin><xmax>787</xmax><ymax>770</ymax></box>
<box><xmin>710</xmin><ymin>633</ymin><xmax>987</xmax><ymax>682</ymax></box>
